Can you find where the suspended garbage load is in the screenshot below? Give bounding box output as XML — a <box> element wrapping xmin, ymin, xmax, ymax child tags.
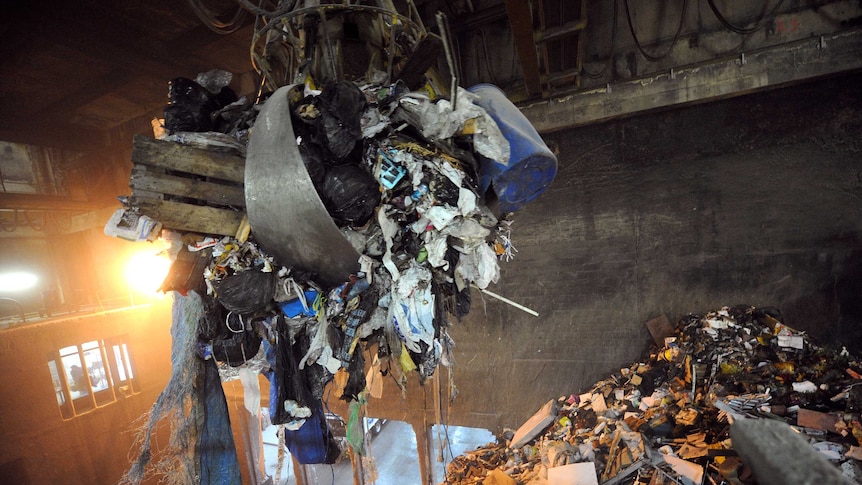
<box><xmin>468</xmin><ymin>83</ymin><xmax>558</xmax><ymax>213</ymax></box>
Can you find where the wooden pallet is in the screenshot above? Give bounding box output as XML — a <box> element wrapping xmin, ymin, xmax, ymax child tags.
<box><xmin>128</xmin><ymin>134</ymin><xmax>245</xmax><ymax>236</ymax></box>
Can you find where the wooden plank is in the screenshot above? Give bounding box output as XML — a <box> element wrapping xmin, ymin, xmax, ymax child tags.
<box><xmin>131</xmin><ymin>134</ymin><xmax>245</xmax><ymax>183</ymax></box>
<box><xmin>130</xmin><ymin>196</ymin><xmax>243</xmax><ymax>236</ymax></box>
<box><xmin>504</xmin><ymin>0</ymin><xmax>542</xmax><ymax>97</ymax></box>
<box><xmin>130</xmin><ymin>166</ymin><xmax>245</xmax><ymax>207</ymax></box>
<box><xmin>395</xmin><ymin>33</ymin><xmax>444</xmax><ymax>90</ymax></box>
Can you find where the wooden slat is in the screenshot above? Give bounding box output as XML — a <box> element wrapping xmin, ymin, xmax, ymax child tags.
<box><xmin>395</xmin><ymin>33</ymin><xmax>444</xmax><ymax>90</ymax></box>
<box><xmin>130</xmin><ymin>166</ymin><xmax>245</xmax><ymax>207</ymax></box>
<box><xmin>131</xmin><ymin>134</ymin><xmax>245</xmax><ymax>183</ymax></box>
<box><xmin>504</xmin><ymin>0</ymin><xmax>542</xmax><ymax>97</ymax></box>
<box><xmin>130</xmin><ymin>197</ymin><xmax>243</xmax><ymax>236</ymax></box>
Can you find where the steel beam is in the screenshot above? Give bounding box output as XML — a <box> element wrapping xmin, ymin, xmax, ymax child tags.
<box><xmin>520</xmin><ymin>28</ymin><xmax>862</xmax><ymax>133</ymax></box>
<box><xmin>0</xmin><ymin>193</ymin><xmax>107</xmax><ymax>212</ymax></box>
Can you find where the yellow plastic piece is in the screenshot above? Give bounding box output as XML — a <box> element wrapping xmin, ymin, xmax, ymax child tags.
<box><xmin>234</xmin><ymin>215</ymin><xmax>251</xmax><ymax>243</ymax></box>
<box><xmin>461</xmin><ymin>118</ymin><xmax>477</xmax><ymax>135</ymax></box>
<box><xmin>399</xmin><ymin>343</ymin><xmax>417</xmax><ymax>372</ymax></box>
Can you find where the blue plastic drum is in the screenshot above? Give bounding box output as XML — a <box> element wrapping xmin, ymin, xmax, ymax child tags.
<box><xmin>468</xmin><ymin>83</ymin><xmax>558</xmax><ymax>213</ymax></box>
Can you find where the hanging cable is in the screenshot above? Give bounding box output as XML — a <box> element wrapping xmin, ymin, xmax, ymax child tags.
<box><xmin>188</xmin><ymin>0</ymin><xmax>248</xmax><ymax>34</ymax></box>
<box><xmin>707</xmin><ymin>0</ymin><xmax>784</xmax><ymax>35</ymax></box>
<box><xmin>23</xmin><ymin>210</ymin><xmax>46</xmax><ymax>232</ymax></box>
<box><xmin>236</xmin><ymin>0</ymin><xmax>298</xmax><ymax>18</ymax></box>
<box><xmin>624</xmin><ymin>0</ymin><xmax>688</xmax><ymax>62</ymax></box>
<box><xmin>582</xmin><ymin>0</ymin><xmax>619</xmax><ymax>79</ymax></box>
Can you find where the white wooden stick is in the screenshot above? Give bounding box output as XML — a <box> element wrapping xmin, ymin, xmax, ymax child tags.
<box><xmin>472</xmin><ymin>285</ymin><xmax>539</xmax><ymax>317</ymax></box>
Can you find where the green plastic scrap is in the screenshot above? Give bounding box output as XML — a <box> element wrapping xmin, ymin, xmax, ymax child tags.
<box><xmin>346</xmin><ymin>397</ymin><xmax>366</xmax><ymax>456</ymax></box>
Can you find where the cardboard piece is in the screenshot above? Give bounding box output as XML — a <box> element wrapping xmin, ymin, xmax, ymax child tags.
<box><xmin>777</xmin><ymin>335</ymin><xmax>804</xmax><ymax>349</ymax></box>
<box><xmin>483</xmin><ymin>469</ymin><xmax>516</xmax><ymax>485</ymax></box>
<box><xmin>662</xmin><ymin>455</ymin><xmax>704</xmax><ymax>485</ymax></box>
<box><xmin>797</xmin><ymin>408</ymin><xmax>842</xmax><ymax>433</ymax></box>
<box><xmin>645</xmin><ymin>314</ymin><xmax>675</xmax><ymax>347</ymax></box>
<box><xmin>548</xmin><ymin>462</ymin><xmax>599</xmax><ymax>485</ymax></box>
<box><xmin>510</xmin><ymin>399</ymin><xmax>559</xmax><ymax>448</ymax></box>
<box><xmin>591</xmin><ymin>393</ymin><xmax>608</xmax><ymax>413</ymax></box>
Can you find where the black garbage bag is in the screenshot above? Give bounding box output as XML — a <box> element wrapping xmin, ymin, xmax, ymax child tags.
<box><xmin>199</xmin><ymin>294</ymin><xmax>233</xmax><ymax>340</ymax></box>
<box><xmin>455</xmin><ymin>286</ymin><xmax>471</xmax><ymax>319</ymax></box>
<box><xmin>320</xmin><ymin>165</ymin><xmax>381</xmax><ymax>227</ymax></box>
<box><xmin>164</xmin><ymin>77</ymin><xmax>216</xmax><ymax>133</ymax></box>
<box><xmin>213</xmin><ymin>85</ymin><xmax>238</xmax><ymax>109</ymax></box>
<box><xmin>305</xmin><ymin>361</ymin><xmax>333</xmax><ymax>401</ymax></box>
<box><xmin>430</xmin><ymin>172</ymin><xmax>461</xmax><ymax>206</ymax></box>
<box><xmin>292</xmin><ymin>329</ymin><xmax>334</xmax><ymax>400</ymax></box>
<box><xmin>298</xmin><ymin>140</ymin><xmax>327</xmax><ymax>187</ymax></box>
<box><xmin>273</xmin><ymin>316</ymin><xmax>314</xmax><ymax>424</ymax></box>
<box><xmin>409</xmin><ymin>340</ymin><xmax>440</xmax><ymax>384</ymax></box>
<box><xmin>214</xmin><ymin>270</ymin><xmax>275</xmax><ymax>314</ymax></box>
<box><xmin>318</xmin><ymin>81</ymin><xmax>366</xmax><ymax>159</ymax></box>
<box><xmin>212</xmin><ymin>325</ymin><xmax>263</xmax><ymax>366</ymax></box>
<box><xmin>270</xmin><ymin>318</ymin><xmax>340</xmax><ymax>465</ymax></box>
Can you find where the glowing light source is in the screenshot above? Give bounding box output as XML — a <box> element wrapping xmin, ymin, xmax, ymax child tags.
<box><xmin>0</xmin><ymin>272</ymin><xmax>39</xmax><ymax>292</ymax></box>
<box><xmin>125</xmin><ymin>251</ymin><xmax>171</xmax><ymax>294</ymax></box>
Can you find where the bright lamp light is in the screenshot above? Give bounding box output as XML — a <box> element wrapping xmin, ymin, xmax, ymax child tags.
<box><xmin>125</xmin><ymin>251</ymin><xmax>171</xmax><ymax>294</ymax></box>
<box><xmin>0</xmin><ymin>272</ymin><xmax>39</xmax><ymax>292</ymax></box>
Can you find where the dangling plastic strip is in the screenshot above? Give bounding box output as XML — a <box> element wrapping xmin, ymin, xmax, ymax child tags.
<box><xmin>226</xmin><ymin>311</ymin><xmax>245</xmax><ymax>333</ymax></box>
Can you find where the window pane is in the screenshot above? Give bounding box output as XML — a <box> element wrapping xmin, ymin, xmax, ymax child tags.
<box><xmin>59</xmin><ymin>345</ymin><xmax>78</xmax><ymax>357</ymax></box>
<box><xmin>82</xmin><ymin>340</ymin><xmax>99</xmax><ymax>351</ymax></box>
<box><xmin>82</xmin><ymin>343</ymin><xmax>108</xmax><ymax>392</ymax></box>
<box><xmin>62</xmin><ymin>352</ymin><xmax>89</xmax><ymax>399</ymax></box>
<box><xmin>122</xmin><ymin>344</ymin><xmax>134</xmax><ymax>379</ymax></box>
<box><xmin>113</xmin><ymin>345</ymin><xmax>127</xmax><ymax>381</ymax></box>
<box><xmin>47</xmin><ymin>358</ymin><xmax>65</xmax><ymax>406</ymax></box>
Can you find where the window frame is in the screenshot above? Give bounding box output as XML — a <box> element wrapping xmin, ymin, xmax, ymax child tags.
<box><xmin>47</xmin><ymin>335</ymin><xmax>139</xmax><ymax>419</ymax></box>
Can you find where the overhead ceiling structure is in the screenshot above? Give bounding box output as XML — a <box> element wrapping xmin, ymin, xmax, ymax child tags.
<box><xmin>1</xmin><ymin>0</ymin><xmax>861</xmax><ymax>214</ymax></box>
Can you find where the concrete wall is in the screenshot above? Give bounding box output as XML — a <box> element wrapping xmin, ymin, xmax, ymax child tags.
<box><xmin>0</xmin><ymin>301</ymin><xmax>172</xmax><ymax>485</ymax></box>
<box><xmin>365</xmin><ymin>71</ymin><xmax>862</xmax><ymax>433</ymax></box>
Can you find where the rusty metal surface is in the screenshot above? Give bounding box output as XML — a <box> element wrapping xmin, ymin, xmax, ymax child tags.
<box><xmin>245</xmin><ymin>84</ymin><xmax>360</xmax><ymax>287</ymax></box>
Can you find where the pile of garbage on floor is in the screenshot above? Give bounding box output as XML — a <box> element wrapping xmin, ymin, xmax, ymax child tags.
<box><xmin>443</xmin><ymin>306</ymin><xmax>862</xmax><ymax>485</ymax></box>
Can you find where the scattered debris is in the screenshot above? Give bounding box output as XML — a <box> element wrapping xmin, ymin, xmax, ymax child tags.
<box><xmin>444</xmin><ymin>306</ymin><xmax>862</xmax><ymax>484</ymax></box>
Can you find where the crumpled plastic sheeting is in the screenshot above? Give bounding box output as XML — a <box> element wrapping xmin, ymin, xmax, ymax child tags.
<box><xmin>384</xmin><ymin>262</ymin><xmax>435</xmax><ymax>353</ymax></box>
<box><xmin>394</xmin><ymin>87</ymin><xmax>510</xmax><ymax>164</ymax></box>
<box><xmin>456</xmin><ymin>243</ymin><xmax>499</xmax><ymax>290</ymax></box>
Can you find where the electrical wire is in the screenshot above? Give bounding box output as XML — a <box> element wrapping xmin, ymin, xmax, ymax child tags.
<box><xmin>623</xmin><ymin>0</ymin><xmax>688</xmax><ymax>62</ymax></box>
<box><xmin>707</xmin><ymin>0</ymin><xmax>784</xmax><ymax>35</ymax></box>
<box><xmin>188</xmin><ymin>0</ymin><xmax>248</xmax><ymax>34</ymax></box>
<box><xmin>236</xmin><ymin>0</ymin><xmax>298</xmax><ymax>19</ymax></box>
<box><xmin>582</xmin><ymin>0</ymin><xmax>619</xmax><ymax>79</ymax></box>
